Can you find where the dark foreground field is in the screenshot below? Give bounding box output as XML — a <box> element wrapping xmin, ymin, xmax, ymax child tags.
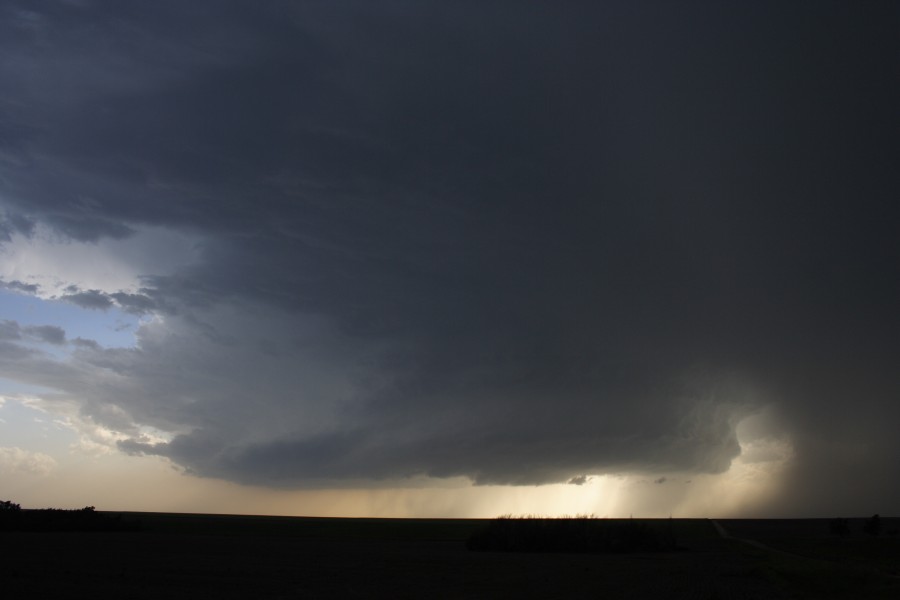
<box><xmin>2</xmin><ymin>513</ymin><xmax>899</xmax><ymax>599</ymax></box>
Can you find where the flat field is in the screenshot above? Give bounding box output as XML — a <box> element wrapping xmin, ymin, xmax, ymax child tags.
<box><xmin>718</xmin><ymin>517</ymin><xmax>900</xmax><ymax>595</ymax></box>
<box><xmin>2</xmin><ymin>513</ymin><xmax>899</xmax><ymax>599</ymax></box>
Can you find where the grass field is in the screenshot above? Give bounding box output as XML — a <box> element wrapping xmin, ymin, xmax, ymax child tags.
<box><xmin>720</xmin><ymin>518</ymin><xmax>900</xmax><ymax>571</ymax></box>
<box><xmin>1</xmin><ymin>513</ymin><xmax>898</xmax><ymax>598</ymax></box>
<box><xmin>716</xmin><ymin>518</ymin><xmax>900</xmax><ymax>599</ymax></box>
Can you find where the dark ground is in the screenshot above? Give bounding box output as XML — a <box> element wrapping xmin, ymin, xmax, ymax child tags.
<box><xmin>1</xmin><ymin>514</ymin><xmax>898</xmax><ymax>599</ymax></box>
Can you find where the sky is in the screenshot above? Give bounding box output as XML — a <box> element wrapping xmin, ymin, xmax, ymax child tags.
<box><xmin>0</xmin><ymin>0</ymin><xmax>898</xmax><ymax>518</ymax></box>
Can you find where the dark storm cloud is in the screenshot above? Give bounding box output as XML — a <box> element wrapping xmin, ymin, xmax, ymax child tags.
<box><xmin>60</xmin><ymin>290</ymin><xmax>114</xmax><ymax>310</ymax></box>
<box><xmin>1</xmin><ymin>1</ymin><xmax>898</xmax><ymax>511</ymax></box>
<box><xmin>0</xmin><ymin>213</ymin><xmax>34</xmax><ymax>241</ymax></box>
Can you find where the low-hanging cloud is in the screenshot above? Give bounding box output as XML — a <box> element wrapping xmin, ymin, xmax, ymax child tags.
<box><xmin>0</xmin><ymin>1</ymin><xmax>898</xmax><ymax>514</ymax></box>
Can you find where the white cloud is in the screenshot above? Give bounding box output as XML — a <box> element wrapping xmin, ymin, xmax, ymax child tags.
<box><xmin>0</xmin><ymin>446</ymin><xmax>57</xmax><ymax>475</ymax></box>
<box><xmin>0</xmin><ymin>223</ymin><xmax>202</xmax><ymax>297</ymax></box>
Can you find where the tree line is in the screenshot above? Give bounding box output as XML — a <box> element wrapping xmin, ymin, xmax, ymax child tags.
<box><xmin>0</xmin><ymin>499</ymin><xmax>139</xmax><ymax>532</ymax></box>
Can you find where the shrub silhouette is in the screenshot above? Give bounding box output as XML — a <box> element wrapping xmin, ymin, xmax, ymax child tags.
<box><xmin>862</xmin><ymin>514</ymin><xmax>881</xmax><ymax>537</ymax></box>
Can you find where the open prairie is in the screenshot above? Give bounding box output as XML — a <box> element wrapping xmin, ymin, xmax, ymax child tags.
<box><xmin>2</xmin><ymin>514</ymin><xmax>899</xmax><ymax>599</ymax></box>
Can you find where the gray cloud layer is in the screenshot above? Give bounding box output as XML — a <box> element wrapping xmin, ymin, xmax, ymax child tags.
<box><xmin>1</xmin><ymin>1</ymin><xmax>898</xmax><ymax>512</ymax></box>
<box><xmin>0</xmin><ymin>320</ymin><xmax>65</xmax><ymax>345</ymax></box>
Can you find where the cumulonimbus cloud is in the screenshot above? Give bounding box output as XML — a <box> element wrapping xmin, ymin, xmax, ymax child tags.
<box><xmin>0</xmin><ymin>1</ymin><xmax>897</xmax><ymax>514</ymax></box>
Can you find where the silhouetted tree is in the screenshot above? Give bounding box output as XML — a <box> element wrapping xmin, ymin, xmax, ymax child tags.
<box><xmin>863</xmin><ymin>514</ymin><xmax>881</xmax><ymax>536</ymax></box>
<box><xmin>0</xmin><ymin>500</ymin><xmax>139</xmax><ymax>531</ymax></box>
